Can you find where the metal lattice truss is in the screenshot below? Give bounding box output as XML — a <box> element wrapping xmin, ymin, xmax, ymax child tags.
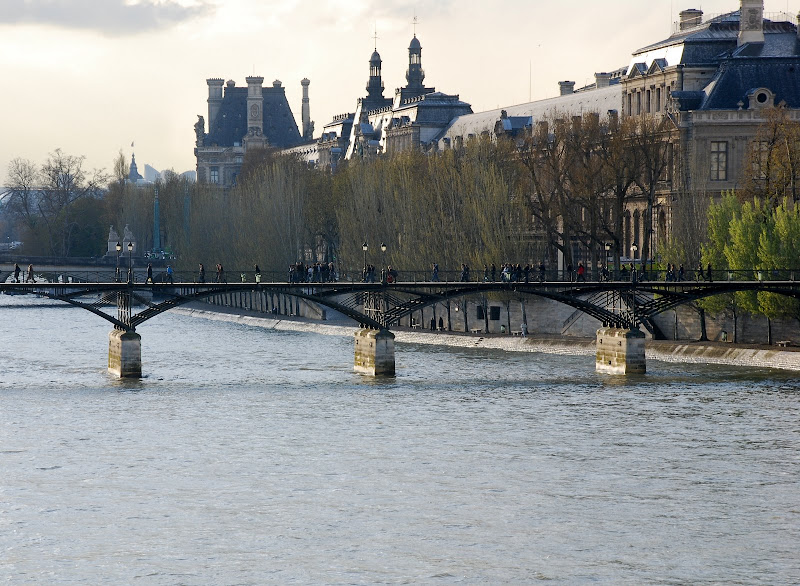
<box><xmin>4</xmin><ymin>280</ymin><xmax>800</xmax><ymax>337</ymax></box>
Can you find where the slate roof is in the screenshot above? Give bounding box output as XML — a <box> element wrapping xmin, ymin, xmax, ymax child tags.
<box><xmin>205</xmin><ymin>86</ymin><xmax>302</xmax><ymax>148</ymax></box>
<box><xmin>633</xmin><ymin>11</ymin><xmax>798</xmax><ymax>67</ymax></box>
<box><xmin>702</xmin><ymin>58</ymin><xmax>800</xmax><ymax>109</ymax></box>
<box><xmin>438</xmin><ymin>84</ymin><xmax>621</xmax><ymax>143</ymax></box>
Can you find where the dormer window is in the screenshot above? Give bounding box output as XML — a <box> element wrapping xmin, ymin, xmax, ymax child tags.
<box><xmin>747</xmin><ymin>88</ymin><xmax>775</xmax><ymax>109</ymax></box>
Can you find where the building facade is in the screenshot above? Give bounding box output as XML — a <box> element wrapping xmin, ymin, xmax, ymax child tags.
<box><xmin>195</xmin><ymin>76</ymin><xmax>307</xmax><ymax>188</ymax></box>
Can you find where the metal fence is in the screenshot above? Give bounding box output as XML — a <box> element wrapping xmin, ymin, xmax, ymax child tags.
<box><xmin>4</xmin><ymin>266</ymin><xmax>800</xmax><ymax>285</ymax></box>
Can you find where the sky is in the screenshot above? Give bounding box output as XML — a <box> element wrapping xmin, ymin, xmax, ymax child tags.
<box><xmin>1</xmin><ymin>0</ymin><xmax>798</xmax><ymax>184</ymax></box>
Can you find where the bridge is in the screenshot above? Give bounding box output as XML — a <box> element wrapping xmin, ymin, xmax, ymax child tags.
<box><xmin>3</xmin><ymin>274</ymin><xmax>800</xmax><ymax>377</ymax></box>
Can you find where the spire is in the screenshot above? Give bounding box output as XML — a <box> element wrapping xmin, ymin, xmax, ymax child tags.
<box><xmin>405</xmin><ymin>33</ymin><xmax>425</xmax><ymax>90</ymax></box>
<box><xmin>366</xmin><ymin>42</ymin><xmax>385</xmax><ymax>105</ymax></box>
<box><xmin>128</xmin><ymin>153</ymin><xmax>142</xmax><ymax>183</ymax></box>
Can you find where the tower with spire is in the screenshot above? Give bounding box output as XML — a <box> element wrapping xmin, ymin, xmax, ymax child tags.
<box><xmin>398</xmin><ymin>31</ymin><xmax>434</xmax><ymax>103</ymax></box>
<box><xmin>128</xmin><ymin>153</ymin><xmax>143</xmax><ymax>183</ymax></box>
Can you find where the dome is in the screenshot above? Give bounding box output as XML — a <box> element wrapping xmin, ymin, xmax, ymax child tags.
<box><xmin>370</xmin><ymin>50</ymin><xmax>381</xmax><ymax>64</ymax></box>
<box><xmin>409</xmin><ymin>35</ymin><xmax>421</xmax><ymax>50</ymax></box>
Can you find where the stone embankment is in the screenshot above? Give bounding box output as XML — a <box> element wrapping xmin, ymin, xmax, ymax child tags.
<box><xmin>175</xmin><ymin>305</ymin><xmax>800</xmax><ymax>372</ymax></box>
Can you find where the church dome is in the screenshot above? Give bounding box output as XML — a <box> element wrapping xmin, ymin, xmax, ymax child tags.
<box><xmin>370</xmin><ymin>50</ymin><xmax>381</xmax><ymax>64</ymax></box>
<box><xmin>409</xmin><ymin>35</ymin><xmax>421</xmax><ymax>50</ymax></box>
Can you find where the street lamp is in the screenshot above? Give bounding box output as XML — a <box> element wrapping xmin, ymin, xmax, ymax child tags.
<box><xmin>604</xmin><ymin>242</ymin><xmax>611</xmax><ymax>280</ymax></box>
<box><xmin>115</xmin><ymin>241</ymin><xmax>122</xmax><ymax>282</ymax></box>
<box><xmin>127</xmin><ymin>241</ymin><xmax>133</xmax><ymax>283</ymax></box>
<box><xmin>380</xmin><ymin>242</ymin><xmax>387</xmax><ymax>282</ymax></box>
<box><xmin>362</xmin><ymin>242</ymin><xmax>368</xmax><ymax>282</ymax></box>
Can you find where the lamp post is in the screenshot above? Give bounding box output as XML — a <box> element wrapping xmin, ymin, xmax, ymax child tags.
<box><xmin>362</xmin><ymin>242</ymin><xmax>368</xmax><ymax>282</ymax></box>
<box><xmin>604</xmin><ymin>242</ymin><xmax>611</xmax><ymax>280</ymax></box>
<box><xmin>127</xmin><ymin>241</ymin><xmax>133</xmax><ymax>283</ymax></box>
<box><xmin>115</xmin><ymin>241</ymin><xmax>122</xmax><ymax>282</ymax></box>
<box><xmin>631</xmin><ymin>244</ymin><xmax>638</xmax><ymax>284</ymax></box>
<box><xmin>380</xmin><ymin>242</ymin><xmax>387</xmax><ymax>282</ymax></box>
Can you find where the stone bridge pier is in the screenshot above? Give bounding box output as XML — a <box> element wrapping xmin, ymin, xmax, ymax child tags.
<box><xmin>353</xmin><ymin>328</ymin><xmax>395</xmax><ymax>376</ymax></box>
<box><xmin>108</xmin><ymin>329</ymin><xmax>142</xmax><ymax>377</ymax></box>
<box><xmin>595</xmin><ymin>327</ymin><xmax>646</xmax><ymax>374</ymax></box>
<box><xmin>107</xmin><ymin>290</ymin><xmax>142</xmax><ymax>378</ymax></box>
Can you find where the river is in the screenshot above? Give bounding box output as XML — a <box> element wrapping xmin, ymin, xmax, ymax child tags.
<box><xmin>1</xmin><ymin>296</ymin><xmax>799</xmax><ymax>584</ymax></box>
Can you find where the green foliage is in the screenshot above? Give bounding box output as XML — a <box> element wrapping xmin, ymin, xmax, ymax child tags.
<box><xmin>701</xmin><ymin>192</ymin><xmax>800</xmax><ymax>321</ymax></box>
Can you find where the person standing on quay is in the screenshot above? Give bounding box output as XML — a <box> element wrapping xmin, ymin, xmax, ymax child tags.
<box><xmin>146</xmin><ymin>263</ymin><xmax>153</xmax><ymax>284</ymax></box>
<box><xmin>26</xmin><ymin>264</ymin><xmax>36</xmax><ymax>283</ymax></box>
<box><xmin>14</xmin><ymin>263</ymin><xmax>21</xmax><ymax>283</ymax></box>
<box><xmin>166</xmin><ymin>265</ymin><xmax>174</xmax><ymax>284</ymax></box>
<box><xmin>198</xmin><ymin>263</ymin><xmax>205</xmax><ymax>283</ymax></box>
<box><xmin>431</xmin><ymin>263</ymin><xmax>439</xmax><ymax>282</ymax></box>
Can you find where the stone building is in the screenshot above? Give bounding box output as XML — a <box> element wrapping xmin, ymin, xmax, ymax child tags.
<box><xmin>619</xmin><ymin>0</ymin><xmax>800</xmax><ymax>259</ymax></box>
<box><xmin>313</xmin><ymin>34</ymin><xmax>473</xmax><ymax>169</ymax></box>
<box><xmin>195</xmin><ymin>76</ymin><xmax>307</xmax><ymax>188</ymax></box>
<box><xmin>431</xmin><ymin>0</ymin><xmax>800</xmax><ymax>266</ymax></box>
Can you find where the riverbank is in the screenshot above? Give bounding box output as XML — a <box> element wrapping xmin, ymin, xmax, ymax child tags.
<box><xmin>174</xmin><ymin>305</ymin><xmax>800</xmax><ymax>372</ymax></box>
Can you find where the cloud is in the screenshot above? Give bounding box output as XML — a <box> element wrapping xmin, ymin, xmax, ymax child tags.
<box><xmin>0</xmin><ymin>0</ymin><xmax>213</xmax><ymax>35</ymax></box>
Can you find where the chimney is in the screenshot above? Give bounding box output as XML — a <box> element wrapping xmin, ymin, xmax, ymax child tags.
<box><xmin>679</xmin><ymin>9</ymin><xmax>703</xmax><ymax>30</ymax></box>
<box><xmin>595</xmin><ymin>72</ymin><xmax>612</xmax><ymax>89</ymax></box>
<box><xmin>738</xmin><ymin>0</ymin><xmax>764</xmax><ymax>46</ymax></box>
<box><xmin>301</xmin><ymin>78</ymin><xmax>313</xmax><ymax>140</ymax></box>
<box><xmin>559</xmin><ymin>81</ymin><xmax>575</xmax><ymax>96</ymax></box>
<box><xmin>206</xmin><ymin>78</ymin><xmax>224</xmax><ymax>130</ymax></box>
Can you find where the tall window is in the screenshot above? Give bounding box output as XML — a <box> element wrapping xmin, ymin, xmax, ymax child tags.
<box><xmin>753</xmin><ymin>140</ymin><xmax>769</xmax><ymax>179</ymax></box>
<box><xmin>646</xmin><ymin>89</ymin><xmax>651</xmax><ymax>113</ymax></box>
<box><xmin>210</xmin><ymin>166</ymin><xmax>219</xmax><ymax>184</ymax></box>
<box><xmin>655</xmin><ymin>87</ymin><xmax>662</xmax><ymax>112</ymax></box>
<box><xmin>710</xmin><ymin>141</ymin><xmax>728</xmax><ymax>181</ymax></box>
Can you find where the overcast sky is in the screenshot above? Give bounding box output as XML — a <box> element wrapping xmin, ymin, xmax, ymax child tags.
<box><xmin>1</xmin><ymin>0</ymin><xmax>797</xmax><ymax>183</ymax></box>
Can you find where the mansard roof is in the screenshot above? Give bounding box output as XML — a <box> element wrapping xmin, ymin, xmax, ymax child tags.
<box><xmin>438</xmin><ymin>84</ymin><xmax>621</xmax><ymax>143</ymax></box>
<box><xmin>392</xmin><ymin>91</ymin><xmax>473</xmax><ymax>124</ymax></box>
<box><xmin>630</xmin><ymin>11</ymin><xmax>798</xmax><ymax>72</ymax></box>
<box><xmin>206</xmin><ymin>85</ymin><xmax>302</xmax><ymax>148</ymax></box>
<box><xmin>702</xmin><ymin>57</ymin><xmax>800</xmax><ymax>109</ymax></box>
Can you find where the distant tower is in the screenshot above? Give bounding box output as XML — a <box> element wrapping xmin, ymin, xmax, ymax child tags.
<box><xmin>366</xmin><ymin>49</ymin><xmax>385</xmax><ymax>103</ymax></box>
<box><xmin>128</xmin><ymin>153</ymin><xmax>142</xmax><ymax>183</ymax></box>
<box><xmin>405</xmin><ymin>35</ymin><xmax>425</xmax><ymax>91</ymax></box>
<box><xmin>301</xmin><ymin>78</ymin><xmax>314</xmax><ymax>141</ymax></box>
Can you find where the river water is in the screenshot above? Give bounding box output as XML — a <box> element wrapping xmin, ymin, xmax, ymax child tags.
<box><xmin>1</xmin><ymin>296</ymin><xmax>799</xmax><ymax>584</ymax></box>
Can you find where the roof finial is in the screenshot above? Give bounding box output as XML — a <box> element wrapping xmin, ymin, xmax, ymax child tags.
<box><xmin>373</xmin><ymin>22</ymin><xmax>379</xmax><ymax>50</ymax></box>
<box><xmin>412</xmin><ymin>12</ymin><xmax>419</xmax><ymax>36</ymax></box>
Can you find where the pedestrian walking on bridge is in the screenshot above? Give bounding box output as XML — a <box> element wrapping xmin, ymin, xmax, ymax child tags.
<box><xmin>26</xmin><ymin>264</ymin><xmax>36</xmax><ymax>283</ymax></box>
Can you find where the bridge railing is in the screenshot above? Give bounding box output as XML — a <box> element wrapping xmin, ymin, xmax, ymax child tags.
<box><xmin>7</xmin><ymin>266</ymin><xmax>800</xmax><ymax>285</ymax></box>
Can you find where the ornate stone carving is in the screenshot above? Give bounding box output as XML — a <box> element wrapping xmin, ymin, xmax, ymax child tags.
<box><xmin>195</xmin><ymin>115</ymin><xmax>205</xmax><ymax>147</ymax></box>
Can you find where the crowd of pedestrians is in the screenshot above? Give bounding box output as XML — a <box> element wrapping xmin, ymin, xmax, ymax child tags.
<box><xmin>290</xmin><ymin>261</ymin><xmax>337</xmax><ymax>283</ymax></box>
